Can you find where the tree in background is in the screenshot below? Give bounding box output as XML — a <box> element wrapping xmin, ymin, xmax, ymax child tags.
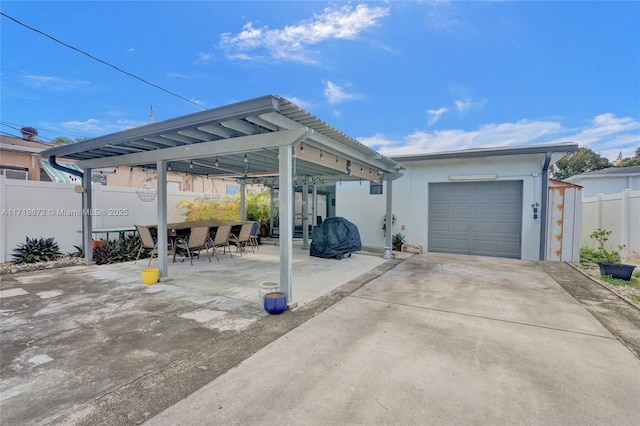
<box><xmin>51</xmin><ymin>136</ymin><xmax>89</xmax><ymax>144</ymax></box>
<box><xmin>617</xmin><ymin>147</ymin><xmax>640</xmax><ymax>167</ymax></box>
<box><xmin>552</xmin><ymin>147</ymin><xmax>612</xmax><ymax>180</ymax></box>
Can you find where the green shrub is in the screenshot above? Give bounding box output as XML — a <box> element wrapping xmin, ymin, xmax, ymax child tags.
<box><xmin>12</xmin><ymin>237</ymin><xmax>63</xmax><ymax>264</ymax></box>
<box><xmin>580</xmin><ymin>228</ymin><xmax>622</xmax><ymax>264</ymax></box>
<box><xmin>93</xmin><ymin>235</ymin><xmax>142</xmax><ymax>265</ymax></box>
<box><xmin>392</xmin><ymin>233</ymin><xmax>406</xmax><ymax>251</ymax></box>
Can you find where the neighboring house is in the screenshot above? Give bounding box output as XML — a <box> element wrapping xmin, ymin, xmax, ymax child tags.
<box><xmin>565</xmin><ymin>166</ymin><xmax>640</xmax><ymax>197</ymax></box>
<box><xmin>0</xmin><ymin>132</ymin><xmax>55</xmax><ymax>181</ymax></box>
<box><xmin>0</xmin><ymin>130</ymin><xmax>230</xmax><ymax>194</ymax></box>
<box><xmin>337</xmin><ymin>143</ymin><xmax>578</xmax><ymax>261</ymax></box>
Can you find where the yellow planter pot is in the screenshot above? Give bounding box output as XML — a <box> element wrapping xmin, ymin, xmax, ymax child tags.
<box><xmin>141</xmin><ymin>268</ymin><xmax>160</xmax><ymax>285</ymax></box>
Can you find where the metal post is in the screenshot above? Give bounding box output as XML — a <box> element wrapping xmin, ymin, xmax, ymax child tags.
<box><xmin>240</xmin><ymin>181</ymin><xmax>246</xmax><ymax>221</ymax></box>
<box><xmin>156</xmin><ymin>160</ymin><xmax>168</xmax><ymax>277</ymax></box>
<box><xmin>301</xmin><ymin>180</ymin><xmax>309</xmax><ymax>250</ymax></box>
<box><xmin>279</xmin><ymin>145</ymin><xmax>293</xmax><ymax>303</ymax></box>
<box><xmin>385</xmin><ymin>177</ymin><xmax>393</xmax><ymax>251</ymax></box>
<box><xmin>83</xmin><ymin>168</ymin><xmax>92</xmax><ymax>264</ymax></box>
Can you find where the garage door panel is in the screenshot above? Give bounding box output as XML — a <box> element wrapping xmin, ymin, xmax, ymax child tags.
<box><xmin>451</xmin><ymin>203</ymin><xmax>472</xmax><ymax>214</ymax></box>
<box><xmin>429</xmin><ymin>181</ymin><xmax>522</xmax><ymax>259</ymax></box>
<box><xmin>473</xmin><ymin>203</ymin><xmax>495</xmax><ymax>214</ymax></box>
<box><xmin>430</xmin><ymin>220</ymin><xmax>450</xmax><ymax>232</ymax></box>
<box><xmin>430</xmin><ymin>203</ymin><xmax>450</xmax><ymax>214</ymax></box>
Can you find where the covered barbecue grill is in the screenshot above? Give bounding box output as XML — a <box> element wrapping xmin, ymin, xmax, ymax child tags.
<box><xmin>310</xmin><ymin>217</ymin><xmax>362</xmax><ymax>259</ymax></box>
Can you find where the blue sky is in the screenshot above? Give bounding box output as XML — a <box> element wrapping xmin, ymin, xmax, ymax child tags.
<box><xmin>2</xmin><ymin>1</ymin><xmax>639</xmax><ymax>161</ymax></box>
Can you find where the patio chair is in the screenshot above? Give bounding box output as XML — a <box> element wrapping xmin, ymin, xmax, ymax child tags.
<box><xmin>135</xmin><ymin>225</ymin><xmax>161</xmax><ymax>266</ymax></box>
<box><xmin>210</xmin><ymin>224</ymin><xmax>233</xmax><ymax>261</ymax></box>
<box><xmin>249</xmin><ymin>221</ymin><xmax>260</xmax><ymax>252</ymax></box>
<box><xmin>228</xmin><ymin>222</ymin><xmax>254</xmax><ymax>255</ymax></box>
<box><xmin>172</xmin><ymin>226</ymin><xmax>211</xmax><ymax>266</ymax></box>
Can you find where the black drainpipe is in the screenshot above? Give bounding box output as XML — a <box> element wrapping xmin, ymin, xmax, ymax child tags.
<box><xmin>539</xmin><ymin>152</ymin><xmax>552</xmax><ymax>261</ymax></box>
<box><xmin>48</xmin><ymin>155</ymin><xmax>84</xmax><ymax>179</ymax></box>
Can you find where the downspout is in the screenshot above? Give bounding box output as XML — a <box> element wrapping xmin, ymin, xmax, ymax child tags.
<box><xmin>49</xmin><ymin>155</ymin><xmax>84</xmax><ymax>179</ymax></box>
<box><xmin>539</xmin><ymin>152</ymin><xmax>552</xmax><ymax>261</ymax></box>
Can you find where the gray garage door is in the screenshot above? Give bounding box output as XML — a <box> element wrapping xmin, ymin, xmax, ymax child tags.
<box><xmin>428</xmin><ymin>181</ymin><xmax>523</xmax><ymax>258</ymax></box>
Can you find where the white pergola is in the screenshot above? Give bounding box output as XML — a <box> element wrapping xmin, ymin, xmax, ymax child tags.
<box><xmin>42</xmin><ymin>95</ymin><xmax>404</xmax><ymax>305</ymax></box>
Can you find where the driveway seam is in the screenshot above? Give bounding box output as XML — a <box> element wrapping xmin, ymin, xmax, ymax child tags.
<box><xmin>350</xmin><ymin>294</ymin><xmax>617</xmax><ymax>340</ymax></box>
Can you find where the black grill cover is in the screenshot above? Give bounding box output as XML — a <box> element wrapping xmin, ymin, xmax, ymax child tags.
<box><xmin>310</xmin><ymin>217</ymin><xmax>362</xmax><ymax>259</ymax></box>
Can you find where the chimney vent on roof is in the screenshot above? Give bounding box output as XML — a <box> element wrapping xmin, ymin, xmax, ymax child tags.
<box><xmin>21</xmin><ymin>126</ymin><xmax>38</xmax><ymax>141</ymax></box>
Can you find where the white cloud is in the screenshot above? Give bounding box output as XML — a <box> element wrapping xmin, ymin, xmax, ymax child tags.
<box><xmin>126</xmin><ymin>48</ymin><xmax>135</xmax><ymax>52</ymax></box>
<box><xmin>359</xmin><ymin>113</ymin><xmax>639</xmax><ymax>161</ymax></box>
<box><xmin>60</xmin><ymin>118</ymin><xmax>146</xmax><ymax>135</ymax></box>
<box><xmin>24</xmin><ymin>74</ymin><xmax>91</xmax><ymax>91</ymax></box>
<box><xmin>455</xmin><ymin>98</ymin><xmax>472</xmax><ymax>114</ymax></box>
<box><xmin>427</xmin><ymin>107</ymin><xmax>448</xmax><ymax>125</ymax></box>
<box><xmin>285</xmin><ymin>96</ymin><xmax>314</xmax><ymax>110</ymax></box>
<box><xmin>324</xmin><ymin>81</ymin><xmax>359</xmax><ymax>105</ymax></box>
<box><xmin>197</xmin><ymin>52</ymin><xmax>214</xmax><ymax>62</ymax></box>
<box><xmin>166</xmin><ymin>72</ymin><xmax>190</xmax><ymax>79</ymax></box>
<box><xmin>219</xmin><ymin>4</ymin><xmax>390</xmax><ymax>63</ymax></box>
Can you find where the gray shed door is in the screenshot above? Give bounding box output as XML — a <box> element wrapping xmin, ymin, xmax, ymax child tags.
<box><xmin>428</xmin><ymin>181</ymin><xmax>522</xmax><ymax>258</ymax></box>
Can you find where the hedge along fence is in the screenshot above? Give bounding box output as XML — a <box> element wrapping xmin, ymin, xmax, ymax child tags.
<box><xmin>0</xmin><ymin>177</ymin><xmax>206</xmax><ymax>263</ymax></box>
<box><xmin>582</xmin><ymin>189</ymin><xmax>640</xmax><ymax>263</ymax></box>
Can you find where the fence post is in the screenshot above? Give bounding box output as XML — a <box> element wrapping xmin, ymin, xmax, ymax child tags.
<box><xmin>595</xmin><ymin>193</ymin><xmax>603</xmax><ymax>230</ymax></box>
<box><xmin>623</xmin><ymin>189</ymin><xmax>631</xmax><ymax>253</ymax></box>
<box><xmin>0</xmin><ymin>176</ymin><xmax>6</xmax><ymax>262</ymax></box>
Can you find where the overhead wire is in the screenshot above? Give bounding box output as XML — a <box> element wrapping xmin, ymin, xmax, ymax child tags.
<box><xmin>1</xmin><ymin>12</ymin><xmax>208</xmax><ymax>111</ymax></box>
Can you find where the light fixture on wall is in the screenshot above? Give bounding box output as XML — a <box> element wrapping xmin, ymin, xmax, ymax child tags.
<box><xmin>215</xmin><ymin>158</ymin><xmax>219</xmax><ymax>167</ymax></box>
<box><xmin>189</xmin><ymin>161</ymin><xmax>194</xmax><ymax>169</ymax></box>
<box><xmin>167</xmin><ymin>163</ymin><xmax>172</xmax><ymax>171</ymax></box>
<box><xmin>320</xmin><ymin>150</ymin><xmax>324</xmax><ymax>161</ymax></box>
<box><xmin>244</xmin><ymin>154</ymin><xmax>248</xmax><ymax>163</ymax></box>
<box><xmin>448</xmin><ymin>174</ymin><xmax>498</xmax><ymax>181</ymax></box>
<box><xmin>300</xmin><ymin>142</ymin><xmax>304</xmax><ymax>153</ymax></box>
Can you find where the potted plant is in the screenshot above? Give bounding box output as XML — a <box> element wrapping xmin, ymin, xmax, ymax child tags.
<box><xmin>246</xmin><ymin>191</ymin><xmax>273</xmax><ymax>237</ymax></box>
<box><xmin>587</xmin><ymin>228</ymin><xmax>636</xmax><ymax>281</ymax></box>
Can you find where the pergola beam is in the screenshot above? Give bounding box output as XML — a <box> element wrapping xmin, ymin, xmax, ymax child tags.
<box><xmin>77</xmin><ymin>128</ymin><xmax>313</xmax><ymax>169</ymax></box>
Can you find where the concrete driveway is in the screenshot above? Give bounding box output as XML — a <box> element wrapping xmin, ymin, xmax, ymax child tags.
<box><xmin>148</xmin><ymin>253</ymin><xmax>640</xmax><ymax>426</ymax></box>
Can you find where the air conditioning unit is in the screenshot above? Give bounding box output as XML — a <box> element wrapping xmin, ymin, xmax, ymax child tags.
<box><xmin>1</xmin><ymin>169</ymin><xmax>29</xmax><ymax>180</ymax></box>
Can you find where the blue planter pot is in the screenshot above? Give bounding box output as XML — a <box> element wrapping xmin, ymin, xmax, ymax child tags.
<box><xmin>598</xmin><ymin>262</ymin><xmax>636</xmax><ymax>281</ymax></box>
<box><xmin>264</xmin><ymin>292</ymin><xmax>287</xmax><ymax>314</ymax></box>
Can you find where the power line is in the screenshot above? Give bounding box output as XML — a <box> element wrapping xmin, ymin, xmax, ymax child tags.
<box><xmin>1</xmin><ymin>12</ymin><xmax>208</xmax><ymax>111</ymax></box>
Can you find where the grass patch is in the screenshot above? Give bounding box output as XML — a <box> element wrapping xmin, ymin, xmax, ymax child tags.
<box><xmin>632</xmin><ymin>294</ymin><xmax>640</xmax><ymax>304</ymax></box>
<box><xmin>601</xmin><ymin>275</ymin><xmax>640</xmax><ymax>288</ymax></box>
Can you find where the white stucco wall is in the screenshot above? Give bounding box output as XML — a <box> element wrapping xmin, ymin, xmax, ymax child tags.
<box><xmin>567</xmin><ymin>175</ymin><xmax>640</xmax><ymax>197</ymax></box>
<box><xmin>337</xmin><ymin>153</ymin><xmax>551</xmax><ymax>261</ymax></box>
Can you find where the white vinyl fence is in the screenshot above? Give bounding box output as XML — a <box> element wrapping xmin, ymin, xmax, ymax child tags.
<box><xmin>0</xmin><ymin>176</ymin><xmax>209</xmax><ymax>263</ymax></box>
<box><xmin>581</xmin><ymin>189</ymin><xmax>640</xmax><ymax>262</ymax></box>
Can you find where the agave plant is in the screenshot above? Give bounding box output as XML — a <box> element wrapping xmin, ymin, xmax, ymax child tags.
<box><xmin>12</xmin><ymin>237</ymin><xmax>63</xmax><ymax>264</ymax></box>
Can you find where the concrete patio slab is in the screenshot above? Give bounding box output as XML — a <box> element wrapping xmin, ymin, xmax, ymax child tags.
<box><xmin>0</xmin><ymin>244</ymin><xmax>389</xmax><ymax>425</ymax></box>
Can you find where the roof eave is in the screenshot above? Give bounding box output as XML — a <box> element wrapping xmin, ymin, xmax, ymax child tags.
<box><xmin>390</xmin><ymin>142</ymin><xmax>579</xmax><ymax>162</ymax></box>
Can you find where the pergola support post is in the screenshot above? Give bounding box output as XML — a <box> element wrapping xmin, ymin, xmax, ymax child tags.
<box><xmin>301</xmin><ymin>180</ymin><xmax>309</xmax><ymax>250</ymax></box>
<box><xmin>82</xmin><ymin>168</ymin><xmax>92</xmax><ymax>264</ymax></box>
<box><xmin>385</xmin><ymin>177</ymin><xmax>393</xmax><ymax>251</ymax></box>
<box><xmin>156</xmin><ymin>160</ymin><xmax>168</xmax><ymax>277</ymax></box>
<box><xmin>240</xmin><ymin>181</ymin><xmax>246</xmax><ymax>221</ymax></box>
<box><xmin>279</xmin><ymin>144</ymin><xmax>293</xmax><ymax>304</ymax></box>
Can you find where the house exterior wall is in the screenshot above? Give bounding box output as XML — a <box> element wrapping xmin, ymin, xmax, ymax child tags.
<box><xmin>568</xmin><ymin>175</ymin><xmax>639</xmax><ymax>197</ymax></box>
<box><xmin>337</xmin><ymin>153</ymin><xmax>548</xmax><ymax>261</ymax></box>
<box><xmin>0</xmin><ymin>150</ymin><xmax>41</xmax><ymax>180</ymax></box>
